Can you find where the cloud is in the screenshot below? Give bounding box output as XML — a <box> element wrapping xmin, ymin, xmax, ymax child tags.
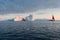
<box><xmin>0</xmin><ymin>0</ymin><xmax>60</xmax><ymax>14</ymax></box>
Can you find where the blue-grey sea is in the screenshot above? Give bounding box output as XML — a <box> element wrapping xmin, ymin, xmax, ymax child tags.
<box><xmin>0</xmin><ymin>20</ymin><xmax>60</xmax><ymax>40</ymax></box>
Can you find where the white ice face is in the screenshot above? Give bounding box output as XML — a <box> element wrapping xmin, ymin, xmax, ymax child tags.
<box><xmin>25</xmin><ymin>15</ymin><xmax>33</xmax><ymax>21</ymax></box>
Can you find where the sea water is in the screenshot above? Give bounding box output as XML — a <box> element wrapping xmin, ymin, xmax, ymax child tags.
<box><xmin>0</xmin><ymin>21</ymin><xmax>60</xmax><ymax>40</ymax></box>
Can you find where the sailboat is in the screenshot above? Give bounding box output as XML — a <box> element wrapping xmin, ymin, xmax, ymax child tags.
<box><xmin>49</xmin><ymin>15</ymin><xmax>55</xmax><ymax>21</ymax></box>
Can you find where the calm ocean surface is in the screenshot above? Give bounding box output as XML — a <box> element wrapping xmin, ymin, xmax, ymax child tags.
<box><xmin>0</xmin><ymin>21</ymin><xmax>60</xmax><ymax>40</ymax></box>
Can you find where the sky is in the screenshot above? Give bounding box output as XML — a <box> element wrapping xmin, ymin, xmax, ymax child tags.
<box><xmin>0</xmin><ymin>0</ymin><xmax>60</xmax><ymax>20</ymax></box>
